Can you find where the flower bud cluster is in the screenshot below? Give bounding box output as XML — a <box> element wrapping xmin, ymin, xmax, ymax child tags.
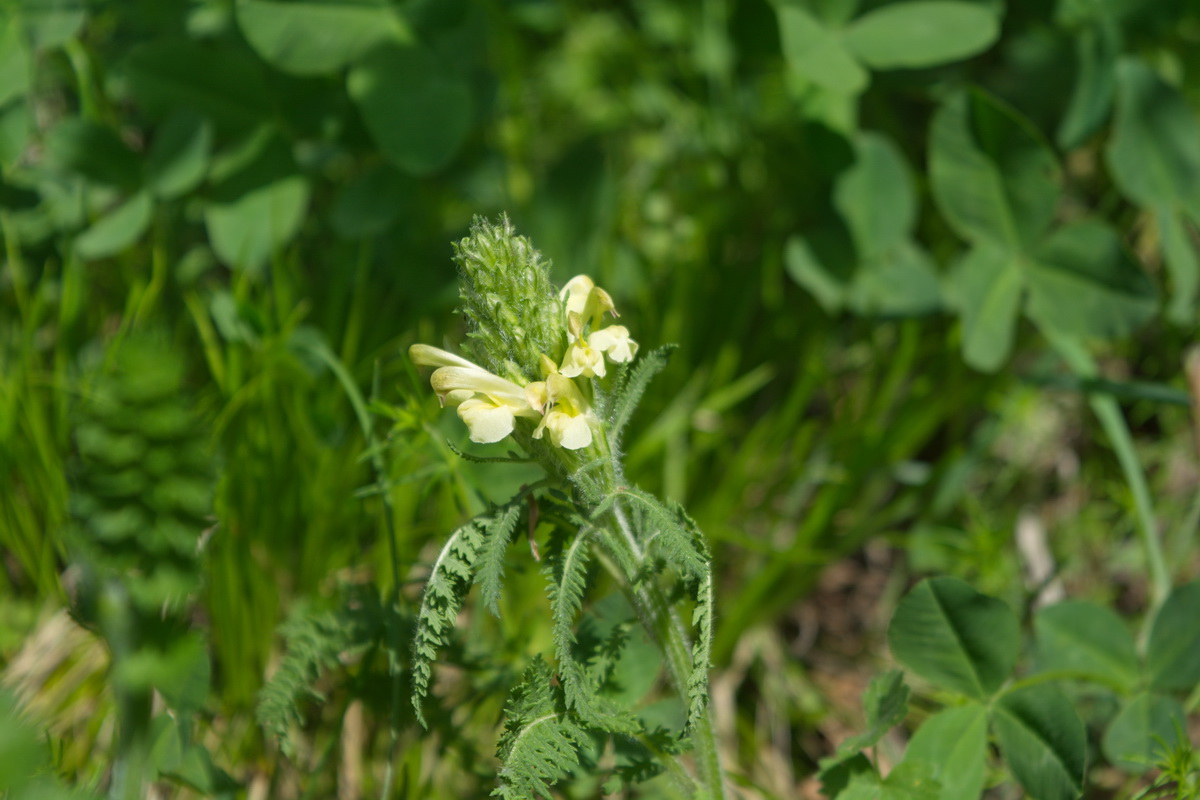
<box><xmin>411</xmin><ymin>246</ymin><xmax>637</xmax><ymax>452</ymax></box>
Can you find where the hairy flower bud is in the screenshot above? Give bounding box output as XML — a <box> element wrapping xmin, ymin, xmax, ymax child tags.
<box><xmin>453</xmin><ymin>215</ymin><xmax>563</xmax><ymax>382</ymax></box>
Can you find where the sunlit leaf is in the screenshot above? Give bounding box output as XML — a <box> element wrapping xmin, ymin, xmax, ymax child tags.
<box><xmin>844</xmin><ymin>1</ymin><xmax>1000</xmax><ymax>70</ymax></box>
<box><xmin>75</xmin><ymin>191</ymin><xmax>153</xmax><ymax>260</ymax></box>
<box><xmin>237</xmin><ymin>0</ymin><xmax>409</xmax><ymax>76</ymax></box>
<box><xmin>888</xmin><ymin>577</ymin><xmax>1019</xmax><ymax>699</ymax></box>
<box><xmin>1033</xmin><ymin>600</ymin><xmax>1139</xmax><ymax>691</ymax></box>
<box><xmin>1146</xmin><ymin>580</ymin><xmax>1200</xmax><ymax>691</ymax></box>
<box><xmin>929</xmin><ymin>90</ymin><xmax>1060</xmax><ymax>249</ymax></box>
<box><xmin>944</xmin><ymin>243</ymin><xmax>1022</xmax><ymax>372</ymax></box>
<box><xmin>1025</xmin><ymin>219</ymin><xmax>1157</xmax><ymax>341</ymax></box>
<box><xmin>775</xmin><ymin>4</ymin><xmax>867</xmax><ymax>95</ymax></box>
<box><xmin>903</xmin><ymin>704</ymin><xmax>988</xmax><ymax>800</ymax></box>
<box><xmin>835</xmin><ymin>132</ymin><xmax>914</xmax><ymax>260</ymax></box>
<box><xmin>993</xmin><ymin>685</ymin><xmax>1086</xmax><ymax>800</ymax></box>
<box><xmin>1102</xmin><ymin>693</ymin><xmax>1186</xmax><ymax>773</ymax></box>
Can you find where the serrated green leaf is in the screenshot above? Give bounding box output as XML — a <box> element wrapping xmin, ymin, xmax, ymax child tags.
<box><xmin>494</xmin><ymin>656</ymin><xmax>585</xmax><ymax>800</ymax></box>
<box><xmin>74</xmin><ymin>191</ymin><xmax>153</xmax><ymax>260</ymax></box>
<box><xmin>1102</xmin><ymin>692</ymin><xmax>1186</xmax><ymax>773</ymax></box>
<box><xmin>903</xmin><ymin>704</ymin><xmax>988</xmax><ymax>800</ymax></box>
<box><xmin>237</xmin><ymin>0</ymin><xmax>408</xmax><ymax>76</ymax></box>
<box><xmin>929</xmin><ymin>90</ymin><xmax>1061</xmax><ymax>249</ymax></box>
<box><xmin>348</xmin><ymin>42</ymin><xmax>472</xmax><ymax>175</ymax></box>
<box><xmin>993</xmin><ymin>686</ymin><xmax>1087</xmax><ymax>800</ymax></box>
<box><xmin>1033</xmin><ymin>600</ymin><xmax>1139</xmax><ymax>690</ymax></box>
<box><xmin>476</xmin><ymin>501</ymin><xmax>521</xmax><ymax>618</ymax></box>
<box><xmin>411</xmin><ymin>518</ymin><xmax>486</xmax><ymax>726</ymax></box>
<box><xmin>1146</xmin><ymin>580</ymin><xmax>1200</xmax><ymax>691</ymax></box>
<box><xmin>945</xmin><ymin>243</ymin><xmax>1022</xmax><ymax>372</ymax></box>
<box><xmin>888</xmin><ymin>577</ymin><xmax>1019</xmax><ymax>699</ymax></box>
<box><xmin>775</xmin><ymin>4</ymin><xmax>867</xmax><ymax>95</ymax></box>
<box><xmin>1025</xmin><ymin>219</ymin><xmax>1157</xmax><ymax>341</ymax></box>
<box><xmin>844</xmin><ymin>2</ymin><xmax>999</xmax><ymax>70</ymax></box>
<box><xmin>607</xmin><ymin>344</ymin><xmax>676</xmax><ymax>443</ymax></box>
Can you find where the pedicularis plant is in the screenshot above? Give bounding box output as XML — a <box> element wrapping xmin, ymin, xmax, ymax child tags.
<box><xmin>408</xmin><ymin>216</ymin><xmax>724</xmax><ymax>799</ymax></box>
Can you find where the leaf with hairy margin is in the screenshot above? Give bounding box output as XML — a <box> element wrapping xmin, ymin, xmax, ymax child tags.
<box><xmin>411</xmin><ymin>518</ymin><xmax>485</xmax><ymax>726</ymax></box>
<box><xmin>476</xmin><ymin>502</ymin><xmax>522</xmax><ymax>618</ymax></box>
<box><xmin>493</xmin><ymin>656</ymin><xmax>586</xmax><ymax>799</ymax></box>
<box><xmin>607</xmin><ymin>345</ymin><xmax>676</xmax><ymax>445</ymax></box>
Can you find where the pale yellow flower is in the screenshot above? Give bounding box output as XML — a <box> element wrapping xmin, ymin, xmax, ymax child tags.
<box><xmin>560</xmin><ymin>274</ymin><xmax>617</xmax><ymax>322</ymax></box>
<box><xmin>588</xmin><ymin>325</ymin><xmax>638</xmax><ymax>364</ymax></box>
<box><xmin>559</xmin><ymin>312</ymin><xmax>607</xmax><ymax>378</ymax></box>
<box><xmin>532</xmin><ymin>374</ymin><xmax>595</xmax><ymax>450</ymax></box>
<box><xmin>409</xmin><ymin>344</ymin><xmax>539</xmax><ymax>444</ymax></box>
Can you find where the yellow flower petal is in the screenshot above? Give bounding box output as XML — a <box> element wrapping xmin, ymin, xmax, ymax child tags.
<box><xmin>560</xmin><ymin>275</ymin><xmax>595</xmax><ymax>316</ymax></box>
<box><xmin>588</xmin><ymin>325</ymin><xmax>638</xmax><ymax>363</ymax></box>
<box><xmin>409</xmin><ymin>343</ymin><xmax>481</xmax><ymax>370</ymax></box>
<box><xmin>457</xmin><ymin>397</ymin><xmax>516</xmax><ymax>443</ymax></box>
<box><xmin>559</xmin><ymin>341</ymin><xmax>606</xmax><ymax>378</ymax></box>
<box><xmin>545</xmin><ymin>409</ymin><xmax>592</xmax><ymax>450</ymax></box>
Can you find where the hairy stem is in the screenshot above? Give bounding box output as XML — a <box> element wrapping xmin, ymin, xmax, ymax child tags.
<box><xmin>604</xmin><ymin>501</ymin><xmax>726</xmax><ymax>799</ymax></box>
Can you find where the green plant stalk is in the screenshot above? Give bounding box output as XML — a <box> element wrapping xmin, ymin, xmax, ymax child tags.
<box><xmin>606</xmin><ymin>501</ymin><xmax>725</xmax><ymax>799</ymax></box>
<box><xmin>1047</xmin><ymin>332</ymin><xmax>1170</xmax><ymax>608</ymax></box>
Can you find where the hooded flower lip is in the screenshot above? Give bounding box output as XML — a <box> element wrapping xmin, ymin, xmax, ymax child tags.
<box><xmin>533</xmin><ymin>374</ymin><xmax>595</xmax><ymax>450</ymax></box>
<box><xmin>409</xmin><ymin>344</ymin><xmax>538</xmax><ymax>444</ymax></box>
<box><xmin>560</xmin><ymin>274</ymin><xmax>617</xmax><ymax>323</ymax></box>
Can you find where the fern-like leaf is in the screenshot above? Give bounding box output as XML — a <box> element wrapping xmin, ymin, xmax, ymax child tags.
<box><xmin>543</xmin><ymin>526</ymin><xmax>639</xmax><ymax>735</ymax></box>
<box><xmin>620</xmin><ymin>488</ymin><xmax>708</xmax><ymax>580</ymax></box>
<box><xmin>607</xmin><ymin>345</ymin><xmax>676</xmax><ymax>444</ymax></box>
<box><xmin>687</xmin><ymin>569</ymin><xmax>715</xmax><ymax>731</ymax></box>
<box><xmin>411</xmin><ymin>517</ymin><xmax>486</xmax><ymax>726</ymax></box>
<box><xmin>476</xmin><ymin>501</ymin><xmax>522</xmax><ymax>617</ymax></box>
<box><xmin>493</xmin><ymin>656</ymin><xmax>586</xmax><ymax>800</ymax></box>
<box><xmin>544</xmin><ymin>527</ymin><xmax>595</xmax><ymax>718</ymax></box>
<box><xmin>257</xmin><ymin>587</ymin><xmax>385</xmax><ymax>757</ymax></box>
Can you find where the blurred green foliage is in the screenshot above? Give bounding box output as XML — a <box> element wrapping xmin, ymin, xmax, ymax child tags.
<box><xmin>0</xmin><ymin>0</ymin><xmax>1198</xmax><ymax>797</ymax></box>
